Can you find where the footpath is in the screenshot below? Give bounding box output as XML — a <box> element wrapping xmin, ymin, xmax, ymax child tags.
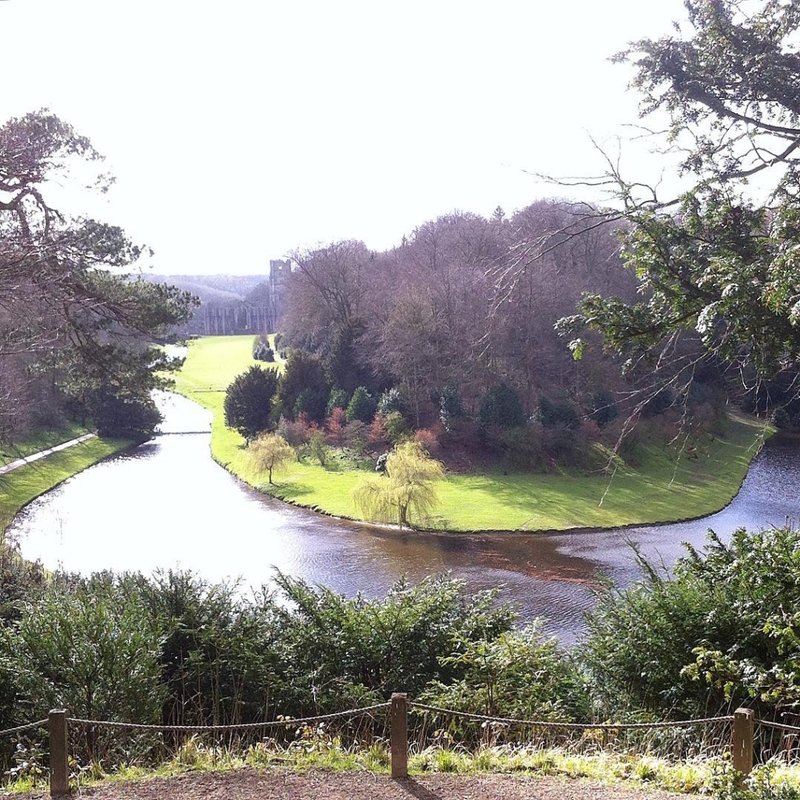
<box><xmin>9</xmin><ymin>769</ymin><xmax>694</xmax><ymax>800</ymax></box>
<box><xmin>0</xmin><ymin>433</ymin><xmax>97</xmax><ymax>476</ymax></box>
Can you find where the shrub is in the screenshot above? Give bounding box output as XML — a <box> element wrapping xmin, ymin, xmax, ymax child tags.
<box><xmin>309</xmin><ymin>429</ymin><xmax>328</xmax><ymax>466</ymax></box>
<box><xmin>326</xmin><ymin>388</ymin><xmax>348</xmax><ymax>417</ymax></box>
<box><xmin>585</xmin><ymin>527</ymin><xmax>800</xmax><ymax>720</ymax></box>
<box><xmin>344</xmin><ymin>420</ymin><xmax>369</xmax><ymax>453</ymax></box>
<box><xmin>414</xmin><ymin>423</ymin><xmax>443</xmax><ymax>457</ymax></box>
<box><xmin>275</xmin><ymin>351</ymin><xmax>329</xmax><ymax>421</ymax></box>
<box><xmin>500</xmin><ymin>425</ymin><xmax>545</xmax><ymax>471</ymax></box>
<box><xmin>276</xmin><ymin>413</ymin><xmax>318</xmax><ymax>447</ymax></box>
<box><xmin>588</xmin><ymin>389</ymin><xmax>619</xmax><ymax>428</ymax></box>
<box><xmin>325</xmin><ymin>407</ymin><xmax>347</xmax><ymax>446</ymax></box>
<box><xmin>252</xmin><ymin>335</ymin><xmax>274</xmax><ymax>362</ymax></box>
<box><xmin>539</xmin><ymin>396</ymin><xmax>580</xmax><ymax>429</ymax></box>
<box><xmin>642</xmin><ymin>388</ymin><xmax>675</xmax><ymax>418</ymax></box>
<box><xmin>293</xmin><ymin>386</ymin><xmax>329</xmax><ymax>422</ymax></box>
<box><xmin>439</xmin><ymin>384</ymin><xmax>465</xmax><ymax>431</ymax></box>
<box><xmin>6</xmin><ymin>581</ymin><xmax>164</xmax><ymax>742</ymax></box>
<box><xmin>368</xmin><ymin>414</ymin><xmax>389</xmax><ymax>447</ymax></box>
<box><xmin>86</xmin><ymin>388</ymin><xmax>161</xmax><ymax>440</ymax></box>
<box><xmin>273</xmin><ymin>572</ymin><xmax>516</xmax><ymax>710</ymax></box>
<box><xmin>421</xmin><ymin>626</ymin><xmax>590</xmax><ymax>725</ymax></box>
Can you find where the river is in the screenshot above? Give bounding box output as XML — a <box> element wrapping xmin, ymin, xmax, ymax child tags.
<box><xmin>7</xmin><ymin>392</ymin><xmax>800</xmax><ymax>644</ymax></box>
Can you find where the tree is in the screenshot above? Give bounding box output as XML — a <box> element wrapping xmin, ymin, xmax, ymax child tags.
<box><xmin>308</xmin><ymin>429</ymin><xmax>328</xmax><ymax>466</ymax></box>
<box><xmin>565</xmin><ymin>1</ymin><xmax>800</xmax><ymax>398</ymax></box>
<box><xmin>274</xmin><ymin>350</ymin><xmax>329</xmax><ymax>422</ymax></box>
<box><xmin>345</xmin><ymin>385</ymin><xmax>376</xmax><ymax>423</ymax></box>
<box><xmin>0</xmin><ymin>110</ymin><xmax>196</xmax><ymax>440</ymax></box>
<box><xmin>352</xmin><ymin>440</ymin><xmax>444</xmax><ymax>528</ymax></box>
<box><xmin>223</xmin><ymin>365</ymin><xmax>279</xmax><ymax>441</ymax></box>
<box><xmin>248</xmin><ymin>432</ymin><xmax>295</xmax><ymax>485</ymax></box>
<box><xmin>478</xmin><ymin>383</ymin><xmax>526</xmax><ymax>429</ymax></box>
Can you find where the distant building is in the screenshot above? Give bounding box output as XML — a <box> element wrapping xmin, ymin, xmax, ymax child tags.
<box><xmin>166</xmin><ymin>260</ymin><xmax>292</xmax><ymax>336</ymax></box>
<box><xmin>268</xmin><ymin>258</ymin><xmax>291</xmax><ymax>327</ymax></box>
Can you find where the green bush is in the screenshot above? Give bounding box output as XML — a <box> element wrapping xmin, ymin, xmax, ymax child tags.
<box><xmin>538</xmin><ymin>396</ymin><xmax>580</xmax><ymax>429</ymax></box>
<box><xmin>421</xmin><ymin>626</ymin><xmax>590</xmax><ymax>724</ymax></box>
<box><xmin>585</xmin><ymin>527</ymin><xmax>800</xmax><ymax>720</ymax></box>
<box><xmin>252</xmin><ymin>334</ymin><xmax>274</xmax><ymax>362</ymax></box>
<box><xmin>86</xmin><ymin>388</ymin><xmax>161</xmax><ymax>440</ymax></box>
<box><xmin>384</xmin><ymin>410</ymin><xmax>409</xmax><ymax>444</ymax></box>
<box><xmin>4</xmin><ymin>578</ymin><xmax>164</xmax><ymax>753</ymax></box>
<box><xmin>273</xmin><ymin>572</ymin><xmax>516</xmax><ymax>713</ymax></box>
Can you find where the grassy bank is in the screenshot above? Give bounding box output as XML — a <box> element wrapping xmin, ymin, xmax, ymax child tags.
<box><xmin>173</xmin><ymin>335</ymin><xmax>770</xmax><ymax>532</ymax></box>
<box><xmin>0</xmin><ymin>421</ymin><xmax>92</xmax><ymax>467</ymax></box>
<box><xmin>0</xmin><ymin>436</ymin><xmax>130</xmax><ymax>532</ymax></box>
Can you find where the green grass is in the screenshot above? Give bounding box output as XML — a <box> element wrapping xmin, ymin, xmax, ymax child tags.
<box><xmin>174</xmin><ymin>335</ymin><xmax>770</xmax><ymax>532</ymax></box>
<box><xmin>0</xmin><ymin>436</ymin><xmax>130</xmax><ymax>532</ymax></box>
<box><xmin>0</xmin><ymin>421</ymin><xmax>92</xmax><ymax>467</ymax></box>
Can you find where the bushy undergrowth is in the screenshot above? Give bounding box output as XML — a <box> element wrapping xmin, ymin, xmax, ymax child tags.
<box><xmin>586</xmin><ymin>527</ymin><xmax>800</xmax><ymax>721</ymax></box>
<box><xmin>2</xmin><ymin>525</ymin><xmax>800</xmax><ymax>784</ymax></box>
<box><xmin>0</xmin><ymin>557</ymin><xmax>580</xmax><ymax>768</ymax></box>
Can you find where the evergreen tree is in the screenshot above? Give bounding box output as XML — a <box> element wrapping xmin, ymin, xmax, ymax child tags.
<box><xmin>223</xmin><ymin>366</ymin><xmax>279</xmax><ymax>441</ymax></box>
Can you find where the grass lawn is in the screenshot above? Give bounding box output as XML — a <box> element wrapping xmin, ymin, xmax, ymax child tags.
<box><xmin>0</xmin><ymin>436</ymin><xmax>130</xmax><ymax>531</ymax></box>
<box><xmin>174</xmin><ymin>335</ymin><xmax>771</xmax><ymax>532</ymax></box>
<box><xmin>0</xmin><ymin>421</ymin><xmax>93</xmax><ymax>467</ymax></box>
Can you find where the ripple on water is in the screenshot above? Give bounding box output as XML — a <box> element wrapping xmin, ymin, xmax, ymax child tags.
<box><xmin>9</xmin><ymin>396</ymin><xmax>800</xmax><ymax>644</ymax></box>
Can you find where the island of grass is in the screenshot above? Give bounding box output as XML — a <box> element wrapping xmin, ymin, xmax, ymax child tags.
<box><xmin>172</xmin><ymin>335</ymin><xmax>772</xmax><ymax>532</ymax></box>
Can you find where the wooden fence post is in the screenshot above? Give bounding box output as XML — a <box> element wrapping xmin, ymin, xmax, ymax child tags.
<box><xmin>390</xmin><ymin>693</ymin><xmax>408</xmax><ymax>779</ymax></box>
<box><xmin>49</xmin><ymin>709</ymin><xmax>69</xmax><ymax>797</ymax></box>
<box><xmin>732</xmin><ymin>707</ymin><xmax>755</xmax><ymax>777</ymax></box>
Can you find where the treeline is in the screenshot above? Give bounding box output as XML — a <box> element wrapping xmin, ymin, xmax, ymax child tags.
<box><xmin>282</xmin><ymin>202</ymin><xmax>637</xmax><ymax>416</ymax></box>
<box><xmin>0</xmin><ymin>525</ymin><xmax>796</xmax><ymax>767</ymax></box>
<box><xmin>255</xmin><ymin>201</ymin><xmax>733</xmax><ymax>471</ymax></box>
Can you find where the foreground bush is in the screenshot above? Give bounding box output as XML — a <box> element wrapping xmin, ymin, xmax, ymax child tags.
<box><xmin>585</xmin><ymin>526</ymin><xmax>800</xmax><ymax>720</ymax></box>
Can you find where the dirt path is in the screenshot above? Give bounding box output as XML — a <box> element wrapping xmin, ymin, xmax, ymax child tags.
<box><xmin>8</xmin><ymin>768</ymin><xmax>696</xmax><ymax>799</ymax></box>
<box><xmin>0</xmin><ymin>434</ymin><xmax>96</xmax><ymax>476</ymax></box>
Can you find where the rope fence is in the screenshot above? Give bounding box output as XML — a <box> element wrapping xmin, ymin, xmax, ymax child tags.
<box><xmin>69</xmin><ymin>703</ymin><xmax>390</xmax><ymax>733</ymax></box>
<box><xmin>408</xmin><ymin>701</ymin><xmax>734</xmax><ymax>730</ymax></box>
<box><xmin>0</xmin><ymin>719</ymin><xmax>49</xmax><ymax>738</ymax></box>
<box><xmin>0</xmin><ymin>700</ymin><xmax>797</xmax><ymax>796</ymax></box>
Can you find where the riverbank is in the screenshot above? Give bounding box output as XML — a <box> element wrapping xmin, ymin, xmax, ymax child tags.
<box><xmin>0</xmin><ymin>433</ymin><xmax>131</xmax><ymax>532</ymax></box>
<box><xmin>173</xmin><ymin>335</ymin><xmax>772</xmax><ymax>533</ymax></box>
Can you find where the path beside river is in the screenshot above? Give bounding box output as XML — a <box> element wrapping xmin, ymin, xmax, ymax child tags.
<box><xmin>0</xmin><ymin>433</ymin><xmax>97</xmax><ymax>476</ymax></box>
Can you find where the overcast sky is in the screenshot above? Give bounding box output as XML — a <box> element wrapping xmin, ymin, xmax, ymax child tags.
<box><xmin>1</xmin><ymin>1</ymin><xmax>688</xmax><ymax>275</ymax></box>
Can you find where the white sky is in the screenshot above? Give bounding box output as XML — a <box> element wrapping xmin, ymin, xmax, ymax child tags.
<box><xmin>0</xmin><ymin>0</ymin><xmax>688</xmax><ymax>275</ymax></box>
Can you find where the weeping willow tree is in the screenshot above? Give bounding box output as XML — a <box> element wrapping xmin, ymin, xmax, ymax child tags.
<box><xmin>353</xmin><ymin>441</ymin><xmax>444</xmax><ymax>529</ymax></box>
<box><xmin>248</xmin><ymin>432</ymin><xmax>295</xmax><ymax>485</ymax></box>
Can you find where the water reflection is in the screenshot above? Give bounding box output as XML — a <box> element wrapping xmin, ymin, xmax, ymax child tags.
<box><xmin>8</xmin><ymin>394</ymin><xmax>800</xmax><ymax>645</ymax></box>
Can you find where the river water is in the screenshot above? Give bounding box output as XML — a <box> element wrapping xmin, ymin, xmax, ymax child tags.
<box><xmin>7</xmin><ymin>392</ymin><xmax>800</xmax><ymax>644</ymax></box>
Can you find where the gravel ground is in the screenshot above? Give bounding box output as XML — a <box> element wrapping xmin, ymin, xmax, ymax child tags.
<box><xmin>3</xmin><ymin>768</ymin><xmax>698</xmax><ymax>799</ymax></box>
